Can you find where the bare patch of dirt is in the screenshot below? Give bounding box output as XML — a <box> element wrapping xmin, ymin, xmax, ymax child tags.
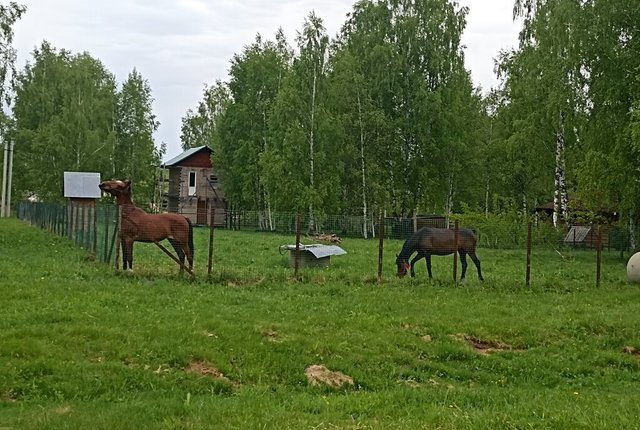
<box><xmin>623</xmin><ymin>346</ymin><xmax>640</xmax><ymax>358</ymax></box>
<box><xmin>454</xmin><ymin>334</ymin><xmax>522</xmax><ymax>355</ymax></box>
<box><xmin>312</xmin><ymin>233</ymin><xmax>342</xmax><ymax>244</ymax></box>
<box><xmin>305</xmin><ymin>364</ymin><xmax>354</xmax><ymax>388</ymax></box>
<box><xmin>1</xmin><ymin>390</ymin><xmax>16</xmax><ymax>403</ymax></box>
<box><xmin>263</xmin><ymin>328</ymin><xmax>280</xmax><ymax>342</ymax></box>
<box><xmin>54</xmin><ymin>405</ymin><xmax>72</xmax><ymax>415</ymax></box>
<box><xmin>397</xmin><ymin>378</ymin><xmax>421</xmax><ymax>388</ymax></box>
<box><xmin>186</xmin><ymin>360</ymin><xmax>236</xmax><ymax>386</ymax></box>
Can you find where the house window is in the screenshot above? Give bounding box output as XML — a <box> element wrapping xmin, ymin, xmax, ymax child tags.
<box><xmin>188</xmin><ymin>171</ymin><xmax>196</xmax><ymax>196</ymax></box>
<box><xmin>209</xmin><ymin>174</ymin><xmax>219</xmax><ymax>189</ymax></box>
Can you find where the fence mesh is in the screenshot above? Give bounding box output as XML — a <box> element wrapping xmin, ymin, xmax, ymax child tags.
<box><xmin>17</xmin><ymin>202</ymin><xmax>118</xmax><ymax>264</ymax></box>
<box><xmin>18</xmin><ymin>202</ymin><xmax>632</xmax><ymax>251</ymax></box>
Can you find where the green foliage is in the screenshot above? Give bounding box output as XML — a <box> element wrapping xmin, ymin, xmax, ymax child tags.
<box><xmin>0</xmin><ymin>1</ymin><xmax>26</xmax><ymax>108</ymax></box>
<box><xmin>186</xmin><ymin>0</ymin><xmax>490</xmax><ymax>222</ymax></box>
<box><xmin>181</xmin><ymin>80</ymin><xmax>229</xmax><ymax>151</ymax></box>
<box><xmin>496</xmin><ymin>0</ymin><xmax>640</xmax><ymax>225</ymax></box>
<box><xmin>114</xmin><ymin>68</ymin><xmax>162</xmax><ymax>205</ymax></box>
<box><xmin>215</xmin><ymin>32</ymin><xmax>289</xmax><ymax>211</ymax></box>
<box><xmin>12</xmin><ymin>43</ymin><xmax>117</xmax><ymax>201</ymax></box>
<box><xmin>454</xmin><ymin>208</ymin><xmax>563</xmax><ymax>249</ymax></box>
<box><xmin>11</xmin><ymin>42</ymin><xmax>162</xmax><ymax>204</ymax></box>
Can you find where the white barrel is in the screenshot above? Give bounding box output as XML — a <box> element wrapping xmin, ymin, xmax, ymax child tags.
<box><xmin>627</xmin><ymin>252</ymin><xmax>640</xmax><ymax>283</ymax></box>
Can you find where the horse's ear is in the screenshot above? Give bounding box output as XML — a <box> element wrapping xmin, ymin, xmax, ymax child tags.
<box><xmin>124</xmin><ymin>179</ymin><xmax>131</xmax><ymax>187</ymax></box>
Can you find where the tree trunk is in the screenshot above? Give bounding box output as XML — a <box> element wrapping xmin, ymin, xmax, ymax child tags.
<box><xmin>308</xmin><ymin>63</ymin><xmax>317</xmax><ymax>233</ymax></box>
<box><xmin>553</xmin><ymin>115</ymin><xmax>569</xmax><ymax>227</ymax></box>
<box><xmin>356</xmin><ymin>88</ymin><xmax>368</xmax><ymax>238</ymax></box>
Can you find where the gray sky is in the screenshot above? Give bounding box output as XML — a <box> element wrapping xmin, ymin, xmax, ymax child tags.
<box><xmin>13</xmin><ymin>0</ymin><xmax>521</xmax><ymax>161</ymax></box>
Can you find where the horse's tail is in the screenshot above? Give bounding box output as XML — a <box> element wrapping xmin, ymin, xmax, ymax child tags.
<box><xmin>187</xmin><ymin>218</ymin><xmax>194</xmax><ymax>257</ymax></box>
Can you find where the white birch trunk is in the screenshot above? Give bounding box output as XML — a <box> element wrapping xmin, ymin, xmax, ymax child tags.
<box><xmin>356</xmin><ymin>88</ymin><xmax>368</xmax><ymax>238</ymax></box>
<box><xmin>485</xmin><ymin>181</ymin><xmax>490</xmax><ymax>218</ymax></box>
<box><xmin>553</xmin><ymin>119</ymin><xmax>569</xmax><ymax>227</ymax></box>
<box><xmin>308</xmin><ymin>63</ymin><xmax>317</xmax><ymax>233</ymax></box>
<box><xmin>445</xmin><ymin>171</ymin><xmax>455</xmax><ymax>227</ymax></box>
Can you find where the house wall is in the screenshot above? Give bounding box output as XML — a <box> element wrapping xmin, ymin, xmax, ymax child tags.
<box><xmin>167</xmin><ymin>166</ymin><xmax>225</xmax><ymax>226</ymax></box>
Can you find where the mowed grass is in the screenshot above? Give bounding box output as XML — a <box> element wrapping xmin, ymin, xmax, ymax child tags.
<box><xmin>1</xmin><ymin>218</ymin><xmax>640</xmax><ymax>429</ymax></box>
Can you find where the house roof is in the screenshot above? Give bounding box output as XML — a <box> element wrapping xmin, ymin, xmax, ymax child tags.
<box><xmin>162</xmin><ymin>146</ymin><xmax>211</xmax><ymax>167</ymax></box>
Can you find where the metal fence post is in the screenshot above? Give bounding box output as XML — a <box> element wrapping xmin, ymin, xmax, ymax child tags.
<box><xmin>453</xmin><ymin>220</ymin><xmax>459</xmax><ymax>283</ymax></box>
<box><xmin>208</xmin><ymin>200</ymin><xmax>216</xmax><ymax>278</ymax></box>
<box><xmin>596</xmin><ymin>225</ymin><xmax>602</xmax><ymax>287</ymax></box>
<box><xmin>526</xmin><ymin>221</ymin><xmax>532</xmax><ymax>287</ymax></box>
<box><xmin>377</xmin><ymin>211</ymin><xmax>384</xmax><ymax>283</ymax></box>
<box><xmin>294</xmin><ymin>212</ymin><xmax>301</xmax><ymax>278</ymax></box>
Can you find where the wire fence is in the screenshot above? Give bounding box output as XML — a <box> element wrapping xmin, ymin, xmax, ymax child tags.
<box><xmin>16</xmin><ymin>201</ymin><xmax>633</xmax><ymax>285</ymax></box>
<box><xmin>17</xmin><ymin>201</ymin><xmax>118</xmax><ymax>264</ymax></box>
<box><xmin>225</xmin><ymin>209</ymin><xmax>632</xmax><ymax>252</ymax></box>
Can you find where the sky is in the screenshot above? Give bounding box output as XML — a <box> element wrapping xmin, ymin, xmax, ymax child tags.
<box><xmin>13</xmin><ymin>0</ymin><xmax>522</xmax><ymax>161</ymax></box>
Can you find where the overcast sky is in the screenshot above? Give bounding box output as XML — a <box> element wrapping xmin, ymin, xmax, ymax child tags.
<box><xmin>13</xmin><ymin>0</ymin><xmax>522</xmax><ymax>161</ymax></box>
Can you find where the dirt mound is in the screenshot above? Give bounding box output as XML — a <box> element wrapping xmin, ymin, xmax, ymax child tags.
<box><xmin>454</xmin><ymin>334</ymin><xmax>522</xmax><ymax>355</ymax></box>
<box><xmin>623</xmin><ymin>346</ymin><xmax>640</xmax><ymax>358</ymax></box>
<box><xmin>186</xmin><ymin>360</ymin><xmax>236</xmax><ymax>386</ymax></box>
<box><xmin>305</xmin><ymin>364</ymin><xmax>354</xmax><ymax>388</ymax></box>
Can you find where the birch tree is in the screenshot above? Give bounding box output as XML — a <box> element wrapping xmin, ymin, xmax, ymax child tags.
<box><xmin>262</xmin><ymin>13</ymin><xmax>341</xmax><ymax>229</ymax></box>
<box><xmin>214</xmin><ymin>31</ymin><xmax>291</xmax><ymax>228</ymax></box>
<box><xmin>13</xmin><ymin>43</ymin><xmax>117</xmax><ymax>200</ymax></box>
<box><xmin>114</xmin><ymin>68</ymin><xmax>162</xmax><ymax>205</ymax></box>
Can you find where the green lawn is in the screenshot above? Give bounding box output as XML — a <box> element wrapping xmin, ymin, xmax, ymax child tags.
<box><xmin>1</xmin><ymin>218</ymin><xmax>640</xmax><ymax>429</ymax></box>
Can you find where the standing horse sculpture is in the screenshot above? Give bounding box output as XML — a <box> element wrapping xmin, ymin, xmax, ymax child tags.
<box><xmin>99</xmin><ymin>179</ymin><xmax>194</xmax><ymax>274</ymax></box>
<box><xmin>396</xmin><ymin>227</ymin><xmax>483</xmax><ymax>282</ymax></box>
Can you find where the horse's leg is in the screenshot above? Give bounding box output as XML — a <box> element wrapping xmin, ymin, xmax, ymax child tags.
<box><xmin>459</xmin><ymin>250</ymin><xmax>468</xmax><ymax>283</ymax></box>
<box><xmin>425</xmin><ymin>253</ymin><xmax>433</xmax><ymax>278</ymax></box>
<box><xmin>168</xmin><ymin>238</ymin><xmax>186</xmax><ymax>273</ymax></box>
<box><xmin>410</xmin><ymin>253</ymin><xmax>423</xmax><ymax>277</ymax></box>
<box><xmin>125</xmin><ymin>238</ymin><xmax>134</xmax><ymax>270</ymax></box>
<box><xmin>469</xmin><ymin>250</ymin><xmax>484</xmax><ymax>281</ymax></box>
<box><xmin>186</xmin><ymin>219</ymin><xmax>194</xmax><ymax>270</ymax></box>
<box><xmin>120</xmin><ymin>237</ymin><xmax>128</xmax><ymax>270</ymax></box>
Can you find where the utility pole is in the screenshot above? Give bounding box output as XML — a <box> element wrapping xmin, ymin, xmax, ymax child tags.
<box><xmin>1</xmin><ymin>139</ymin><xmax>14</xmax><ymax>218</ymax></box>
<box><xmin>6</xmin><ymin>140</ymin><xmax>13</xmax><ymax>217</ymax></box>
<box><xmin>1</xmin><ymin>138</ymin><xmax>7</xmax><ymax>217</ymax></box>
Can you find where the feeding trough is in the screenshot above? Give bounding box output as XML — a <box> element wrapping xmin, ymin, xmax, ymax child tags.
<box><xmin>279</xmin><ymin>244</ymin><xmax>347</xmax><ymax>268</ymax></box>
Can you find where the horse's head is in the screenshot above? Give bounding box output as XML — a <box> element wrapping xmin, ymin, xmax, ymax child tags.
<box><xmin>395</xmin><ymin>254</ymin><xmax>410</xmax><ymax>278</ymax></box>
<box><xmin>99</xmin><ymin>179</ymin><xmax>131</xmax><ymax>197</ymax></box>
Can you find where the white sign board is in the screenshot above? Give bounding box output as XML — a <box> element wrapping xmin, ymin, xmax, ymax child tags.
<box><xmin>63</xmin><ymin>172</ymin><xmax>102</xmax><ymax>198</ymax></box>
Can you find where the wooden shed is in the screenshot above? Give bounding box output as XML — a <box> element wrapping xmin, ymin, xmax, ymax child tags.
<box><xmin>564</xmin><ymin>225</ymin><xmax>610</xmax><ymax>249</ymax></box>
<box><xmin>160</xmin><ymin>146</ymin><xmax>226</xmax><ymax>226</ymax></box>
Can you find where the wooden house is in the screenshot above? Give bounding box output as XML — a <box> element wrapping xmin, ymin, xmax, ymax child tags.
<box><xmin>160</xmin><ymin>146</ymin><xmax>225</xmax><ymax>226</ymax></box>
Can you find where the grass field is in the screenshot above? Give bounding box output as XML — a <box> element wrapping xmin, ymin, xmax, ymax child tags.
<box><xmin>1</xmin><ymin>217</ymin><xmax>640</xmax><ymax>429</ymax></box>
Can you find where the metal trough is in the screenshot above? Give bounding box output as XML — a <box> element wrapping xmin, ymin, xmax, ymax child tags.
<box><xmin>280</xmin><ymin>244</ymin><xmax>347</xmax><ymax>268</ymax></box>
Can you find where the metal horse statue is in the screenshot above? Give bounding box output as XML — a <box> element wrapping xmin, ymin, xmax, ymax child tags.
<box><xmin>396</xmin><ymin>227</ymin><xmax>483</xmax><ymax>282</ymax></box>
<box><xmin>99</xmin><ymin>179</ymin><xmax>194</xmax><ymax>273</ymax></box>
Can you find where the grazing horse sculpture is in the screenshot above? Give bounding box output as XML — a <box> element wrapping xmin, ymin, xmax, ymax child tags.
<box><xmin>99</xmin><ymin>179</ymin><xmax>194</xmax><ymax>273</ymax></box>
<box><xmin>396</xmin><ymin>227</ymin><xmax>483</xmax><ymax>282</ymax></box>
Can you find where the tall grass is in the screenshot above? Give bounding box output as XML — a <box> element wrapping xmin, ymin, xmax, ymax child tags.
<box><xmin>1</xmin><ymin>218</ymin><xmax>639</xmax><ymax>429</ymax></box>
